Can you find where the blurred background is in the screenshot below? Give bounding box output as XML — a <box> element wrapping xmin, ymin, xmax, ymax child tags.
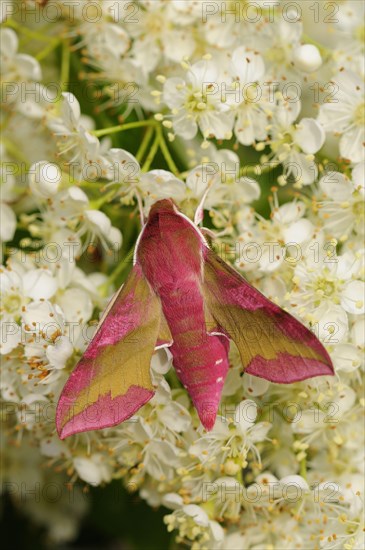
<box><xmin>1</xmin><ymin>482</ymin><xmax>173</xmax><ymax>549</ymax></box>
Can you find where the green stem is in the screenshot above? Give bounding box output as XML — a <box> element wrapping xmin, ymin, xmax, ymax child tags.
<box><xmin>2</xmin><ymin>139</ymin><xmax>30</xmax><ymax>167</ymax></box>
<box><xmin>73</xmin><ymin>181</ymin><xmax>100</xmax><ymax>190</ymax></box>
<box><xmin>35</xmin><ymin>39</ymin><xmax>61</xmax><ymax>61</ymax></box>
<box><xmin>11</xmin><ymin>185</ymin><xmax>29</xmax><ymax>195</ymax></box>
<box><xmin>5</xmin><ymin>19</ymin><xmax>57</xmax><ymax>43</ymax></box>
<box><xmin>61</xmin><ymin>177</ymin><xmax>104</xmax><ymax>191</ymax></box>
<box><xmin>141</xmin><ymin>131</ymin><xmax>160</xmax><ymax>172</ymax></box>
<box><xmin>178</xmin><ymin>170</ymin><xmax>189</xmax><ymax>180</ymax></box>
<box><xmin>158</xmin><ymin>127</ymin><xmax>180</xmax><ymax>176</ymax></box>
<box><xmin>236</xmin><ymin>467</ymin><xmax>244</xmax><ymax>486</ymax></box>
<box><xmin>135</xmin><ymin>126</ymin><xmax>154</xmax><ymax>163</ymax></box>
<box><xmin>92</xmin><ymin>119</ymin><xmax>157</xmax><ymax>138</ymax></box>
<box><xmin>240</xmin><ymin>162</ymin><xmax>279</xmax><ymax>177</ymax></box>
<box><xmin>169</xmin><ymin>136</ymin><xmax>192</xmax><ymax>172</ymax></box>
<box><xmin>89</xmin><ymin>189</ymin><xmax>117</xmax><ymax>209</ymax></box>
<box><xmin>60</xmin><ymin>40</ymin><xmax>71</xmax><ymax>92</ymax></box>
<box><xmin>98</xmin><ymin>247</ymin><xmax>134</xmax><ymax>296</ymax></box>
<box><xmin>299</xmin><ymin>455</ymin><xmax>307</xmax><ymax>480</ymax></box>
<box><xmin>0</xmin><ymin>113</ymin><xmax>11</xmax><ymax>134</ymax></box>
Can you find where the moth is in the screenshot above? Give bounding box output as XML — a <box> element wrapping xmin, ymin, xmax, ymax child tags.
<box><xmin>56</xmin><ymin>198</ymin><xmax>334</xmax><ymax>438</ymax></box>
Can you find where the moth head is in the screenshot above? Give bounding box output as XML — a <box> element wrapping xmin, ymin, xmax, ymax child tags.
<box><xmin>147</xmin><ymin>198</ymin><xmax>177</xmax><ymax>220</ymax></box>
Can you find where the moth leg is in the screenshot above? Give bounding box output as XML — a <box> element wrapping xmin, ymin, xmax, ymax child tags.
<box><xmin>200</xmin><ymin>227</ymin><xmax>232</xmax><ymax>239</ymax></box>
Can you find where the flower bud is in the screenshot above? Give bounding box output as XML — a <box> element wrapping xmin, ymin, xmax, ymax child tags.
<box><xmin>29</xmin><ymin>161</ymin><xmax>61</xmax><ymax>198</ymax></box>
<box><xmin>293</xmin><ymin>44</ymin><xmax>322</xmax><ymax>73</ymax></box>
<box><xmin>224</xmin><ymin>459</ymin><xmax>241</xmax><ymax>476</ymax></box>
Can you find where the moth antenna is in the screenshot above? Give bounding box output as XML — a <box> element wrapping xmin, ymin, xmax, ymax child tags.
<box><xmin>194</xmin><ymin>183</ymin><xmax>213</xmax><ymax>226</ymax></box>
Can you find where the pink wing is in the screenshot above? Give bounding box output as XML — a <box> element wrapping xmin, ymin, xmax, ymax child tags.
<box><xmin>56</xmin><ymin>263</ymin><xmax>170</xmax><ymax>438</ymax></box>
<box><xmin>202</xmin><ymin>248</ymin><xmax>334</xmax><ymax>383</ymax></box>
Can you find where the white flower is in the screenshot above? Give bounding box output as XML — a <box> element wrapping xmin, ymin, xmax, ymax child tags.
<box><xmin>337</xmin><ymin>473</ymin><xmax>365</xmax><ymax>517</ymax></box>
<box><xmin>34</xmin><ymin>184</ymin><xmax>122</xmax><ymax>253</ymax></box>
<box><xmin>0</xmin><ymin>28</ymin><xmax>42</xmax><ymax>111</ymax></box>
<box><xmin>2</xmin><ymin>8</ymin><xmax>364</xmax><ymax>549</ymax></box>
<box><xmin>185</xmin><ymin>147</ymin><xmax>260</xmax><ymax>218</ymax></box>
<box><xmin>46</xmin><ymin>336</ymin><xmax>73</xmax><ymax>370</ymax></box>
<box><xmin>57</xmin><ymin>286</ymin><xmax>93</xmax><ymax>326</ymax></box>
<box><xmin>47</xmin><ymin>93</ymin><xmax>108</xmax><ymax>180</ymax></box>
<box><xmin>209</xmin><ymin>476</ymin><xmax>244</xmax><ymax>521</ymax></box>
<box><xmin>351</xmin><ymin>314</ymin><xmax>365</xmax><ymax>347</ymax></box>
<box><xmin>243</xmin><ymin>374</ymin><xmax>270</xmax><ymax>397</ymax></box>
<box><xmin>78</xmin><ymin>18</ymin><xmax>130</xmax><ymax>59</ymax></box>
<box><xmin>0</xmin><ymin>143</ymin><xmax>17</xmax><ymax>203</ymax></box>
<box><xmin>151</xmin><ymin>348</ymin><xmax>172</xmax><ymax>375</ymax></box>
<box><xmin>293</xmin><ymin>117</ymin><xmax>325</xmax><ymax>155</ymax></box>
<box><xmin>150</xmin><ymin>377</ymin><xmax>191</xmax><ymax>431</ymax></box>
<box><xmin>329</xmin><ymin>1</ymin><xmax>365</xmax><ymax>74</ymax></box>
<box><xmin>318</xmin><ymin>164</ymin><xmax>364</xmax><ymax>240</ymax></box>
<box><xmin>280</xmin><ymin>473</ymin><xmax>309</xmax><ymax>494</ymax></box>
<box><xmin>22</xmin><ymin>269</ymin><xmax>58</xmax><ymax>301</ymax></box>
<box><xmin>292</xmin><ymin>249</ymin><xmax>365</xmax><ymax>316</ymax></box>
<box><xmin>127</xmin><ymin>1</ymin><xmax>195</xmax><ymax>71</ymax></box>
<box><xmin>189</xmin><ymin>399</ymin><xmax>271</xmax><ymax>471</ymax></box>
<box><xmin>109</xmin><ymin>413</ymin><xmax>184</xmax><ymax>483</ymax></box>
<box><xmin>28</xmin><ymin>161</ymin><xmax>61</xmax><ymax>198</ymax></box>
<box><xmin>21</xmin><ymin>299</ymin><xmax>65</xmax><ymax>361</ymax></box>
<box><xmin>164</xmin><ymin>503</ymin><xmax>224</xmax><ymax>548</ymax></box>
<box><xmin>162</xmin><ymin>60</ymin><xmax>235</xmax><ymax>141</ymax></box>
<box><xmin>331</xmin><ymin>343</ymin><xmax>363</xmax><ymax>373</ymax></box>
<box><xmin>318</xmin><ymin>70</ymin><xmax>364</xmax><ymax>163</ymax></box>
<box><xmin>162</xmin><ymin>492</ymin><xmax>184</xmax><ymax>509</ymax></box>
<box><xmin>310</xmin><ymin>302</ymin><xmax>349</xmax><ymax>344</ymax></box>
<box><xmin>73</xmin><ymin>454</ymin><xmax>113</xmax><ymax>485</ymax></box>
<box><xmin>0</xmin><ymin>265</ymin><xmax>58</xmax><ymax>354</ymax></box>
<box><xmin>106</xmin><ymin>148</ymin><xmax>141</xmax><ymax>199</ymax></box>
<box><xmin>139</xmin><ymin>170</ymin><xmax>186</xmax><ymax>210</ymax></box>
<box><xmin>293</xmin><ymin>383</ymin><xmax>357</xmax><ymax>438</ymax></box>
<box><xmin>292</xmin><ymin>44</ymin><xmax>322</xmax><ymax>73</ymax></box>
<box><xmin>249</xmin><ymin>18</ymin><xmax>304</xmax><ymax>81</ymax></box>
<box><xmin>237</xmin><ymin>198</ymin><xmax>315</xmax><ymax>273</ymax></box>
<box><xmin>40</xmin><ymin>434</ymin><xmax>70</xmax><ymax>459</ymax></box>
<box><xmin>265</xmin><ymin>96</ymin><xmax>325</xmax><ymax>185</ymax></box>
<box><xmin>0</xmin><ymin>202</ymin><xmax>16</xmax><ymax>244</ymax></box>
<box><xmin>200</xmin><ymin>1</ymin><xmax>240</xmax><ymax>48</ymax></box>
<box><xmin>228</xmin><ymin>46</ymin><xmax>272</xmax><ymax>146</ymax></box>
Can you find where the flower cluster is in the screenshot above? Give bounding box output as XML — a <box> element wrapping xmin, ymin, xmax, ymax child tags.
<box><xmin>1</xmin><ymin>1</ymin><xmax>364</xmax><ymax>548</ymax></box>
